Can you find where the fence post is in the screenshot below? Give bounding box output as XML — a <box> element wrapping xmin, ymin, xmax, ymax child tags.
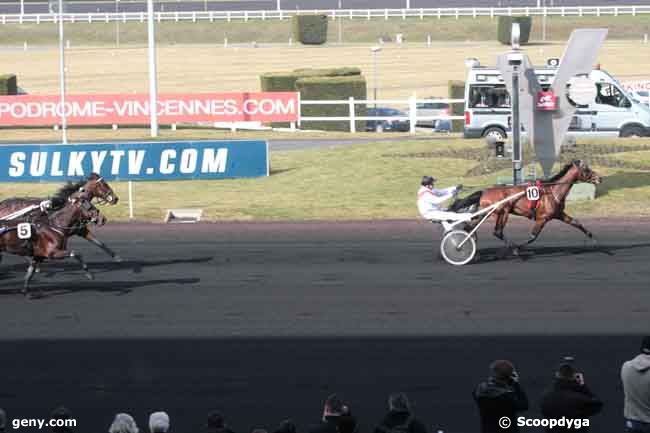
<box><xmin>349</xmin><ymin>97</ymin><xmax>356</xmax><ymax>133</ymax></box>
<box><xmin>128</xmin><ymin>181</ymin><xmax>134</xmax><ymax>219</ymax></box>
<box><xmin>297</xmin><ymin>92</ymin><xmax>302</xmax><ymax>128</ymax></box>
<box><xmin>409</xmin><ymin>93</ymin><xmax>417</xmax><ymax>134</ymax></box>
<box><xmin>384</xmin><ymin>8</ymin><xmax>388</xmax><ymax>20</ymax></box>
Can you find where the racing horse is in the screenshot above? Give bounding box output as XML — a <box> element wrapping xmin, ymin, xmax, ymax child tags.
<box><xmin>0</xmin><ymin>173</ymin><xmax>122</xmax><ymax>261</ymax></box>
<box><xmin>0</xmin><ymin>195</ymin><xmax>106</xmax><ymax>298</ymax></box>
<box><xmin>450</xmin><ymin>160</ymin><xmax>601</xmax><ymax>251</ymax></box>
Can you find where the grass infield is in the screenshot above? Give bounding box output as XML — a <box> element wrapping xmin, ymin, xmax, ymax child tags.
<box><xmin>1</xmin><ymin>134</ymin><xmax>649</xmax><ymax>221</ymax></box>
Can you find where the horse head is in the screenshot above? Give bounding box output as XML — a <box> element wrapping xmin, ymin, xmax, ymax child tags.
<box><xmin>69</xmin><ymin>195</ymin><xmax>107</xmax><ymax>227</ymax></box>
<box><xmin>80</xmin><ymin>173</ymin><xmax>119</xmax><ymax>205</ymax></box>
<box><xmin>573</xmin><ymin>160</ymin><xmax>601</xmax><ymax>185</ymax></box>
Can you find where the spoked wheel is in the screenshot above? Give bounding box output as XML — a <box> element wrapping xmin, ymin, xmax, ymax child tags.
<box><xmin>440</xmin><ymin>229</ymin><xmax>477</xmax><ymax>266</ymax></box>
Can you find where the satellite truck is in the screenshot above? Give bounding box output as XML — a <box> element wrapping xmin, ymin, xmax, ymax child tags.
<box><xmin>462</xmin><ymin>58</ymin><xmax>650</xmax><ymax>141</ymax></box>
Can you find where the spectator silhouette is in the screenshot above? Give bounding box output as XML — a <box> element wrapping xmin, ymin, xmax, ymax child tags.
<box><xmin>109</xmin><ymin>413</ymin><xmax>139</xmax><ymax>433</ymax></box>
<box><xmin>0</xmin><ymin>408</ymin><xmax>6</xmax><ymax>433</ymax></box>
<box><xmin>149</xmin><ymin>412</ymin><xmax>170</xmax><ymax>433</ymax></box>
<box><xmin>540</xmin><ymin>361</ymin><xmax>603</xmax><ymax>432</ymax></box>
<box><xmin>622</xmin><ymin>336</ymin><xmax>650</xmax><ymax>433</ymax></box>
<box><xmin>206</xmin><ymin>411</ymin><xmax>236</xmax><ymax>433</ymax></box>
<box><xmin>374</xmin><ymin>392</ymin><xmax>427</xmax><ymax>433</ymax></box>
<box><xmin>51</xmin><ymin>406</ymin><xmax>74</xmax><ymax>433</ymax></box>
<box><xmin>273</xmin><ymin>420</ymin><xmax>297</xmax><ymax>433</ymax></box>
<box><xmin>473</xmin><ymin>359</ymin><xmax>529</xmax><ymax>433</ymax></box>
<box><xmin>309</xmin><ymin>394</ymin><xmax>345</xmax><ymax>433</ymax></box>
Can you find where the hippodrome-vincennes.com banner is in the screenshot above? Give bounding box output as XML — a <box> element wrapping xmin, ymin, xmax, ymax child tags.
<box><xmin>0</xmin><ymin>140</ymin><xmax>269</xmax><ymax>182</ymax></box>
<box><xmin>0</xmin><ymin>92</ymin><xmax>299</xmax><ymax>126</ymax></box>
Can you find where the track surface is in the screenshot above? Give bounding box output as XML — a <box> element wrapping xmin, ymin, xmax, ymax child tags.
<box><xmin>0</xmin><ymin>220</ymin><xmax>648</xmax><ymax>432</ymax></box>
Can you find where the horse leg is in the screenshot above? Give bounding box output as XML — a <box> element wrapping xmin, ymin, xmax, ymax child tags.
<box><xmin>70</xmin><ymin>250</ymin><xmax>94</xmax><ymax>280</ymax></box>
<box><xmin>559</xmin><ymin>212</ymin><xmax>596</xmax><ymax>244</ymax></box>
<box><xmin>82</xmin><ymin>229</ymin><xmax>122</xmax><ymax>262</ymax></box>
<box><xmin>493</xmin><ymin>210</ymin><xmax>517</xmax><ymax>252</ymax></box>
<box><xmin>23</xmin><ymin>259</ymin><xmax>43</xmax><ymax>299</ymax></box>
<box><xmin>519</xmin><ymin>218</ymin><xmax>550</xmax><ymax>249</ymax></box>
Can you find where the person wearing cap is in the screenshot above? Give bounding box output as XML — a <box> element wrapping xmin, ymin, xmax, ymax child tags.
<box><xmin>309</xmin><ymin>394</ymin><xmax>346</xmax><ymax>433</ymax></box>
<box><xmin>473</xmin><ymin>360</ymin><xmax>529</xmax><ymax>433</ymax></box>
<box><xmin>149</xmin><ymin>412</ymin><xmax>170</xmax><ymax>433</ymax></box>
<box><xmin>621</xmin><ymin>336</ymin><xmax>650</xmax><ymax>432</ymax></box>
<box><xmin>416</xmin><ymin>176</ymin><xmax>471</xmax><ymax>222</ymax></box>
<box><xmin>373</xmin><ymin>392</ymin><xmax>427</xmax><ymax>433</ymax></box>
<box><xmin>540</xmin><ymin>361</ymin><xmax>603</xmax><ymax>432</ymax></box>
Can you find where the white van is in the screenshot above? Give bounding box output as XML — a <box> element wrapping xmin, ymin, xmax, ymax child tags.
<box><xmin>463</xmin><ymin>63</ymin><xmax>650</xmax><ymax>140</ymax></box>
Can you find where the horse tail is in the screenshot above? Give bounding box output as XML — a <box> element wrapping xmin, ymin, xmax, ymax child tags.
<box><xmin>449</xmin><ymin>190</ymin><xmax>482</xmax><ymax>212</ymax></box>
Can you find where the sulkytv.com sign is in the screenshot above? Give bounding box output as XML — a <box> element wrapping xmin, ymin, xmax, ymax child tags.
<box><xmin>0</xmin><ymin>92</ymin><xmax>299</xmax><ymax>126</ymax></box>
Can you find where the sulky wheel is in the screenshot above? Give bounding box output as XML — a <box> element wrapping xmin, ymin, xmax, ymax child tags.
<box><xmin>440</xmin><ymin>229</ymin><xmax>477</xmax><ymax>266</ymax></box>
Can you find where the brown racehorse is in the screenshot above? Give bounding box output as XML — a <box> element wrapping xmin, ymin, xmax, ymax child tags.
<box><xmin>0</xmin><ymin>173</ymin><xmax>122</xmax><ymax>261</ymax></box>
<box><xmin>450</xmin><ymin>160</ymin><xmax>601</xmax><ymax>252</ymax></box>
<box><xmin>0</xmin><ymin>195</ymin><xmax>106</xmax><ymax>298</ymax></box>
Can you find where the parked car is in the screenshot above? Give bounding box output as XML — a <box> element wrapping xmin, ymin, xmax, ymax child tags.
<box><xmin>416</xmin><ymin>98</ymin><xmax>450</xmax><ymax>128</ymax></box>
<box><xmin>365</xmin><ymin>107</ymin><xmax>410</xmax><ymax>132</ymax></box>
<box><xmin>632</xmin><ymin>90</ymin><xmax>650</xmax><ymax>106</ymax></box>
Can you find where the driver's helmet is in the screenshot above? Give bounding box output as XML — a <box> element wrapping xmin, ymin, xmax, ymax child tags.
<box><xmin>421</xmin><ymin>176</ymin><xmax>436</xmax><ymax>186</ymax></box>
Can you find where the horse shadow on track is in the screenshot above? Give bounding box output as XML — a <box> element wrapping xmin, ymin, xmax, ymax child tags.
<box><xmin>0</xmin><ymin>256</ymin><xmax>213</xmax><ymax>279</ymax></box>
<box><xmin>475</xmin><ymin>242</ymin><xmax>650</xmax><ymax>264</ymax></box>
<box><xmin>0</xmin><ymin>277</ymin><xmax>201</xmax><ymax>299</ymax></box>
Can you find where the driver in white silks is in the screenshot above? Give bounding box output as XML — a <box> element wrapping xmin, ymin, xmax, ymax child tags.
<box><xmin>417</xmin><ymin>175</ymin><xmax>473</xmax><ymax>222</ymax></box>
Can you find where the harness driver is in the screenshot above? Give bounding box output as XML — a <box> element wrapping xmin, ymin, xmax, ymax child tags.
<box><xmin>416</xmin><ymin>175</ymin><xmax>473</xmax><ymax>222</ymax></box>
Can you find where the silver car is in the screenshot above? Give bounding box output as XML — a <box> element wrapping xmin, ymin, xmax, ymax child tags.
<box><xmin>416</xmin><ymin>98</ymin><xmax>450</xmax><ymax>129</ymax></box>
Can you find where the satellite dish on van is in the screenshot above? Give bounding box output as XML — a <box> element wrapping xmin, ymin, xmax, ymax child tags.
<box><xmin>567</xmin><ymin>76</ymin><xmax>597</xmax><ymax>106</ymax></box>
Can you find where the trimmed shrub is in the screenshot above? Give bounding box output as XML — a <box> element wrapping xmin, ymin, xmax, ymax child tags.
<box><xmin>296</xmin><ymin>75</ymin><xmax>367</xmax><ymax>132</ymax></box>
<box><xmin>0</xmin><ymin>74</ymin><xmax>17</xmax><ymax>95</ymax></box>
<box><xmin>292</xmin><ymin>14</ymin><xmax>328</xmax><ymax>45</ymax></box>
<box><xmin>448</xmin><ymin>80</ymin><xmax>465</xmax><ymax>133</ymax></box>
<box><xmin>497</xmin><ymin>16</ymin><xmax>532</xmax><ymax>45</ymax></box>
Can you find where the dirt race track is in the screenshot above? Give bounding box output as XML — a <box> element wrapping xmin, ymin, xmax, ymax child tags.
<box><xmin>0</xmin><ymin>219</ymin><xmax>648</xmax><ymax>432</ymax></box>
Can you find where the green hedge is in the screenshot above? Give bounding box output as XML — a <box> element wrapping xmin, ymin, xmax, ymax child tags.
<box><xmin>497</xmin><ymin>16</ymin><xmax>532</xmax><ymax>45</ymax></box>
<box><xmin>448</xmin><ymin>80</ymin><xmax>465</xmax><ymax>133</ymax></box>
<box><xmin>0</xmin><ymin>74</ymin><xmax>17</xmax><ymax>95</ymax></box>
<box><xmin>292</xmin><ymin>15</ymin><xmax>328</xmax><ymax>45</ymax></box>
<box><xmin>260</xmin><ymin>67</ymin><xmax>364</xmax><ymax>130</ymax></box>
<box><xmin>296</xmin><ymin>76</ymin><xmax>367</xmax><ymax>132</ymax></box>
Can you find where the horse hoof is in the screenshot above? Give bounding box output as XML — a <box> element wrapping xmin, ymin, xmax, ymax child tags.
<box><xmin>28</xmin><ymin>291</ymin><xmax>44</xmax><ymax>300</ymax></box>
<box><xmin>511</xmin><ymin>247</ymin><xmax>520</xmax><ymax>257</ymax></box>
<box><xmin>113</xmin><ymin>255</ymin><xmax>124</xmax><ymax>263</ymax></box>
<box><xmin>35</xmin><ymin>267</ymin><xmax>41</xmax><ymax>274</ymax></box>
<box><xmin>85</xmin><ymin>273</ymin><xmax>95</xmax><ymax>281</ymax></box>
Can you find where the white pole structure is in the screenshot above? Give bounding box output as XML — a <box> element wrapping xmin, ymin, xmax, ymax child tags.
<box><xmin>276</xmin><ymin>0</ymin><xmax>280</xmax><ymax>11</ymax></box>
<box><xmin>115</xmin><ymin>0</ymin><xmax>120</xmax><ymax>48</ymax></box>
<box><xmin>57</xmin><ymin>0</ymin><xmax>67</xmax><ymax>144</ymax></box>
<box><xmin>128</xmin><ymin>181</ymin><xmax>134</xmax><ymax>219</ymax></box>
<box><xmin>371</xmin><ymin>46</ymin><xmax>381</xmax><ymax>109</ymax></box>
<box><xmin>20</xmin><ymin>0</ymin><xmax>24</xmax><ymax>15</ymax></box>
<box><xmin>147</xmin><ymin>0</ymin><xmax>158</xmax><ymax>137</ymax></box>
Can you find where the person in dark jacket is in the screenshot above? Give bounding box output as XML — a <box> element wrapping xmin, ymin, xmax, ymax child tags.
<box><xmin>206</xmin><ymin>411</ymin><xmax>236</xmax><ymax>433</ymax></box>
<box><xmin>473</xmin><ymin>359</ymin><xmax>529</xmax><ymax>433</ymax></box>
<box><xmin>540</xmin><ymin>362</ymin><xmax>604</xmax><ymax>432</ymax></box>
<box><xmin>309</xmin><ymin>394</ymin><xmax>346</xmax><ymax>433</ymax></box>
<box><xmin>374</xmin><ymin>393</ymin><xmax>427</xmax><ymax>433</ymax></box>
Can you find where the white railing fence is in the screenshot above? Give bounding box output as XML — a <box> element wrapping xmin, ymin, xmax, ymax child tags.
<box><xmin>298</xmin><ymin>96</ymin><xmax>464</xmax><ymax>134</ymax></box>
<box><xmin>1</xmin><ymin>5</ymin><xmax>649</xmax><ymax>24</ymax></box>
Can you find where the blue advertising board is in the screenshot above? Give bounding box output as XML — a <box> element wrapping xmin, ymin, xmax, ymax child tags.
<box><xmin>0</xmin><ymin>140</ymin><xmax>269</xmax><ymax>182</ymax></box>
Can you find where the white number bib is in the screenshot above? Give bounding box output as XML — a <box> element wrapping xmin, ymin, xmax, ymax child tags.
<box><xmin>526</xmin><ymin>186</ymin><xmax>540</xmax><ymax>201</ymax></box>
<box><xmin>17</xmin><ymin>223</ymin><xmax>32</xmax><ymax>240</ymax></box>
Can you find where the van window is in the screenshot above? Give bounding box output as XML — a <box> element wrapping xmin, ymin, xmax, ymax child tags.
<box><xmin>469</xmin><ymin>85</ymin><xmax>510</xmax><ymax>109</ymax></box>
<box><xmin>595</xmin><ymin>83</ymin><xmax>631</xmax><ymax>108</ymax></box>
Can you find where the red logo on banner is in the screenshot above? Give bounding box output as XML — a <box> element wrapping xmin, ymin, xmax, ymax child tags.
<box><xmin>0</xmin><ymin>92</ymin><xmax>299</xmax><ymax>126</ymax></box>
<box><xmin>536</xmin><ymin>90</ymin><xmax>558</xmax><ymax>111</ymax></box>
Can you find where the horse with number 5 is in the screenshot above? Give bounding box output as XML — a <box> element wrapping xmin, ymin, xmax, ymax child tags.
<box><xmin>0</xmin><ymin>195</ymin><xmax>106</xmax><ymax>298</ymax></box>
<box><xmin>0</xmin><ymin>173</ymin><xmax>122</xmax><ymax>261</ymax></box>
<box><xmin>450</xmin><ymin>160</ymin><xmax>602</xmax><ymax>252</ymax></box>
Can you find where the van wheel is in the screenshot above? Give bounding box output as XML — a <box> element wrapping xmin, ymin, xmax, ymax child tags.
<box><xmin>620</xmin><ymin>125</ymin><xmax>644</xmax><ymax>138</ymax></box>
<box><xmin>482</xmin><ymin>127</ymin><xmax>507</xmax><ymax>141</ymax></box>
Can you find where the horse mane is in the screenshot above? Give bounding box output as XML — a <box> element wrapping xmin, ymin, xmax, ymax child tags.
<box><xmin>544</xmin><ymin>160</ymin><xmax>578</xmax><ymax>183</ymax></box>
<box><xmin>50</xmin><ymin>178</ymin><xmax>87</xmax><ymax>209</ymax></box>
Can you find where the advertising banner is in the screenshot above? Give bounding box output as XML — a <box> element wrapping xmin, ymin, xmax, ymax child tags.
<box><xmin>0</xmin><ymin>92</ymin><xmax>299</xmax><ymax>126</ymax></box>
<box><xmin>0</xmin><ymin>140</ymin><xmax>269</xmax><ymax>182</ymax></box>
